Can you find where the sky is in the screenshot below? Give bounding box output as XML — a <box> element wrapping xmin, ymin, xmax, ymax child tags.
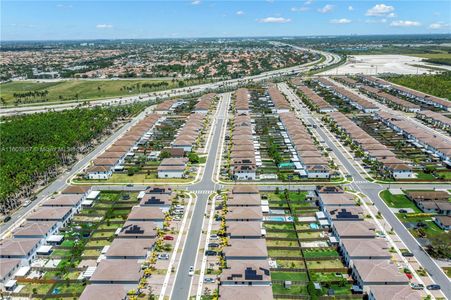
<box><xmin>1</xmin><ymin>0</ymin><xmax>450</xmax><ymax>40</ymax></box>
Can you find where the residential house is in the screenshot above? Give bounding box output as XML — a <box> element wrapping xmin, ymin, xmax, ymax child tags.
<box><xmin>220</xmin><ymin>260</ymin><xmax>271</xmax><ymax>286</ymax></box>
<box><xmin>223</xmin><ymin>239</ymin><xmax>268</xmax><ymax>260</ymax></box>
<box><xmin>352</xmin><ymin>260</ymin><xmax>408</xmax><ymax>290</ymax></box>
<box><xmin>80</xmin><ymin>284</ymin><xmax>129</xmax><ymax>300</ymax></box>
<box><xmin>434</xmin><ymin>216</ymin><xmax>451</xmax><ymax>230</ymax></box>
<box><xmin>219</xmin><ymin>285</ymin><xmax>273</xmax><ymax>300</ymax></box>
<box><xmin>89</xmin><ymin>259</ymin><xmax>143</xmax><ymax>284</ymax></box>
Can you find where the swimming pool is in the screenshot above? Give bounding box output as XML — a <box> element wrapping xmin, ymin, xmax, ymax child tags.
<box><xmin>310</xmin><ymin>223</ymin><xmax>319</xmax><ymax>229</ymax></box>
<box><xmin>266</xmin><ymin>216</ymin><xmax>294</xmax><ymax>222</ymax></box>
<box><xmin>267</xmin><ymin>216</ymin><xmax>285</xmax><ymax>222</ymax></box>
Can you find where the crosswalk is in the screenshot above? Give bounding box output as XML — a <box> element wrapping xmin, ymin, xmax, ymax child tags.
<box><xmin>353</xmin><ymin>180</ymin><xmax>368</xmax><ymax>184</ymax></box>
<box><xmin>189</xmin><ymin>190</ymin><xmax>216</xmax><ymax>195</ymax></box>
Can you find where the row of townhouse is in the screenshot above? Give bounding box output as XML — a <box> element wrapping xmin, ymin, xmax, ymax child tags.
<box><xmin>279</xmin><ymin>111</ymin><xmax>331</xmax><ymax>179</ymax></box>
<box><xmin>172</xmin><ymin>111</ymin><xmax>212</xmax><ymax>153</ymax></box>
<box><xmin>219</xmin><ymin>185</ymin><xmax>273</xmax><ymax>300</ymax></box>
<box><xmin>359</xmin><ymin>75</ymin><xmax>451</xmax><ymax>112</ymax></box>
<box><xmin>229</xmin><ymin>95</ymin><xmax>258</xmax><ymax>180</ymax></box>
<box><xmin>194</xmin><ymin>93</ymin><xmax>217</xmax><ymax>114</ymax></box>
<box><xmin>79</xmin><ymin>186</ymin><xmax>173</xmax><ymax>299</ymax></box>
<box><xmin>292</xmin><ymin>81</ymin><xmax>337</xmax><ymax>113</ymax></box>
<box><xmin>87</xmin><ymin>113</ymin><xmax>162</xmax><ymax>179</ymax></box>
<box><xmin>268</xmin><ymin>84</ymin><xmax>291</xmax><ymax>113</ymax></box>
<box><xmin>235</xmin><ymin>88</ymin><xmax>250</xmax><ymax>114</ymax></box>
<box><xmin>327</xmin><ymin>111</ymin><xmax>413</xmax><ymax>179</ymax></box>
<box><xmin>332</xmin><ymin>76</ymin><xmax>359</xmax><ymax>88</ymax></box>
<box><xmin>377</xmin><ymin>111</ymin><xmax>451</xmax><ymax>165</ymax></box>
<box><xmin>315</xmin><ymin>77</ymin><xmax>379</xmax><ymax>114</ymax></box>
<box><xmin>154</xmin><ymin>99</ymin><xmax>178</xmax><ymax>114</ymax></box>
<box><xmin>0</xmin><ymin>185</ymin><xmax>96</xmax><ymax>290</ymax></box>
<box><xmin>416</xmin><ymin>110</ymin><xmax>451</xmax><ymax>132</ymax></box>
<box><xmin>358</xmin><ymin>85</ymin><xmax>420</xmax><ymax>113</ymax></box>
<box><xmin>157</xmin><ymin>157</ymin><xmax>189</xmax><ymax>179</ymax></box>
<box><xmin>316</xmin><ymin>187</ymin><xmax>422</xmax><ymax>299</ymax></box>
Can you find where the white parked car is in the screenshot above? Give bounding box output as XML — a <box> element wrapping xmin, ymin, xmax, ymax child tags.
<box><xmin>158</xmin><ymin>253</ymin><xmax>170</xmax><ymax>260</ymax></box>
<box><xmin>22</xmin><ymin>200</ymin><xmax>31</xmax><ymax>207</ymax></box>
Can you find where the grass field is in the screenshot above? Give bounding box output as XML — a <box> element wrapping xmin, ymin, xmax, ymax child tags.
<box><xmin>0</xmin><ymin>78</ymin><xmax>205</xmax><ymax>106</ymax></box>
<box><xmin>409</xmin><ymin>53</ymin><xmax>451</xmax><ymax>59</ymax></box>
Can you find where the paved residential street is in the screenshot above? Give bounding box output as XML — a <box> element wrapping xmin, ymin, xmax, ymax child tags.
<box><xmin>279</xmin><ymin>82</ymin><xmax>451</xmax><ymax>298</ymax></box>
<box><xmin>171</xmin><ymin>93</ymin><xmax>230</xmax><ymax>299</ymax></box>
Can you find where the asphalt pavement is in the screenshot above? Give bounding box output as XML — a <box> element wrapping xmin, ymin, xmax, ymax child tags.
<box><xmin>171</xmin><ymin>93</ymin><xmax>230</xmax><ymax>299</ymax></box>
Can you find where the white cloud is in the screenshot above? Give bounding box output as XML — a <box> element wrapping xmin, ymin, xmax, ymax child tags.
<box><xmin>348</xmin><ymin>6</ymin><xmax>354</xmax><ymax>11</ymax></box>
<box><xmin>304</xmin><ymin>0</ymin><xmax>313</xmax><ymax>4</ymax></box>
<box><xmin>366</xmin><ymin>4</ymin><xmax>395</xmax><ymax>17</ymax></box>
<box><xmin>330</xmin><ymin>18</ymin><xmax>351</xmax><ymax>24</ymax></box>
<box><xmin>236</xmin><ymin>10</ymin><xmax>245</xmax><ymax>16</ymax></box>
<box><xmin>390</xmin><ymin>20</ymin><xmax>421</xmax><ymax>27</ymax></box>
<box><xmin>191</xmin><ymin>0</ymin><xmax>201</xmax><ymax>5</ymax></box>
<box><xmin>387</xmin><ymin>12</ymin><xmax>396</xmax><ymax>18</ymax></box>
<box><xmin>318</xmin><ymin>4</ymin><xmax>334</xmax><ymax>13</ymax></box>
<box><xmin>291</xmin><ymin>6</ymin><xmax>309</xmax><ymax>12</ymax></box>
<box><xmin>96</xmin><ymin>24</ymin><xmax>113</xmax><ymax>29</ymax></box>
<box><xmin>257</xmin><ymin>17</ymin><xmax>291</xmax><ymax>23</ymax></box>
<box><xmin>429</xmin><ymin>22</ymin><xmax>449</xmax><ymax>29</ymax></box>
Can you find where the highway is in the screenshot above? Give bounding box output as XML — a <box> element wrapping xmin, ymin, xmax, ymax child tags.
<box><xmin>279</xmin><ymin>82</ymin><xmax>451</xmax><ymax>298</ymax></box>
<box><xmin>171</xmin><ymin>93</ymin><xmax>230</xmax><ymax>299</ymax></box>
<box><xmin>0</xmin><ymin>45</ymin><xmax>341</xmax><ymax>117</ymax></box>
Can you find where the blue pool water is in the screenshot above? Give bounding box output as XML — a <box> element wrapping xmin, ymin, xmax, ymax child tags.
<box><xmin>310</xmin><ymin>223</ymin><xmax>319</xmax><ymax>229</ymax></box>
<box><xmin>52</xmin><ymin>288</ymin><xmax>60</xmax><ymax>295</ymax></box>
<box><xmin>267</xmin><ymin>216</ymin><xmax>294</xmax><ymax>222</ymax></box>
<box><xmin>267</xmin><ymin>216</ymin><xmax>285</xmax><ymax>222</ymax></box>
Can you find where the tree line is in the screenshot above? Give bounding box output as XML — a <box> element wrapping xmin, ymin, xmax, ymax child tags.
<box><xmin>0</xmin><ymin>103</ymin><xmax>145</xmax><ymax>213</ymax></box>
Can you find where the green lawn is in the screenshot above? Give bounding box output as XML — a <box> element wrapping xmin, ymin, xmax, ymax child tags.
<box><xmin>303</xmin><ymin>249</ymin><xmax>340</xmax><ymax>258</ymax></box>
<box><xmin>266</xmin><ymin>231</ymin><xmax>298</xmax><ymax>239</ymax></box>
<box><xmin>264</xmin><ymin>223</ymin><xmax>295</xmax><ymax>231</ymax></box>
<box><xmin>306</xmin><ymin>259</ymin><xmax>345</xmax><ymax>269</ymax></box>
<box><xmin>298</xmin><ymin>231</ymin><xmax>322</xmax><ymax>239</ymax></box>
<box><xmin>397</xmin><ymin>214</ymin><xmax>443</xmax><ymax>237</ymax></box>
<box><xmin>52</xmin><ymin>282</ymin><xmax>86</xmax><ymax>295</ymax></box>
<box><xmin>271</xmin><ymin>271</ymin><xmax>308</xmax><ymax>281</ymax></box>
<box><xmin>268</xmin><ymin>249</ymin><xmax>303</xmax><ymax>258</ymax></box>
<box><xmin>88</xmin><ymin>173</ymin><xmax>193</xmax><ymax>183</ymax></box>
<box><xmin>85</xmin><ymin>239</ymin><xmax>111</xmax><ymax>247</ymax></box>
<box><xmin>272</xmin><ymin>283</ymin><xmax>308</xmax><ymax>295</ymax></box>
<box><xmin>266</xmin><ymin>239</ymin><xmax>299</xmax><ymax>247</ymax></box>
<box><xmin>82</xmin><ymin>249</ymin><xmax>102</xmax><ymax>257</ymax></box>
<box><xmin>20</xmin><ymin>283</ymin><xmax>53</xmax><ymax>295</ymax></box>
<box><xmin>0</xmin><ymin>78</ymin><xmax>204</xmax><ymax>106</ymax></box>
<box><xmin>310</xmin><ymin>272</ymin><xmax>347</xmax><ymax>283</ymax></box>
<box><xmin>276</xmin><ymin>260</ymin><xmax>306</xmax><ymax>269</ymax></box>
<box><xmin>380</xmin><ymin>190</ymin><xmax>421</xmax><ymax>212</ymax></box>
<box><xmin>321</xmin><ymin>283</ymin><xmax>352</xmax><ymax>295</ymax></box>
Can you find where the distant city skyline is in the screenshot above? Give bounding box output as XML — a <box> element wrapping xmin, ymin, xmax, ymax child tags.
<box><xmin>1</xmin><ymin>0</ymin><xmax>450</xmax><ymax>41</ymax></box>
